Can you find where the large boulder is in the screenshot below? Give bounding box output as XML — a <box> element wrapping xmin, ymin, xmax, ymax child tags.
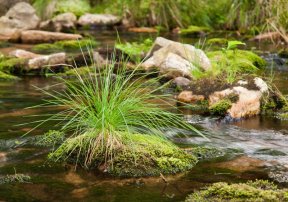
<box><xmin>141</xmin><ymin>37</ymin><xmax>211</xmax><ymax>78</ymax></box>
<box><xmin>40</xmin><ymin>12</ymin><xmax>77</xmax><ymax>32</ymax></box>
<box><xmin>0</xmin><ymin>2</ymin><xmax>40</xmax><ymax>39</ymax></box>
<box><xmin>0</xmin><ymin>0</ymin><xmax>29</xmax><ymax>17</ymax></box>
<box><xmin>20</xmin><ymin>30</ymin><xmax>82</xmax><ymax>43</ymax></box>
<box><xmin>78</xmin><ymin>13</ymin><xmax>121</xmax><ymax>26</ymax></box>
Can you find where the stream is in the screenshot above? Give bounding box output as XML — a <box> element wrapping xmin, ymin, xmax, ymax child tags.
<box><xmin>0</xmin><ymin>30</ymin><xmax>287</xmax><ymax>201</ymax></box>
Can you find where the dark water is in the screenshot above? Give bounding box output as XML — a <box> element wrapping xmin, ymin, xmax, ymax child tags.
<box><xmin>0</xmin><ymin>31</ymin><xmax>287</xmax><ymax>201</ymax></box>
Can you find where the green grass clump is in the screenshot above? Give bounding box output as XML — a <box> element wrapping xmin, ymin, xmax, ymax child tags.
<box><xmin>32</xmin><ymin>39</ymin><xmax>98</xmax><ymax>54</ymax></box>
<box><xmin>115</xmin><ymin>39</ymin><xmax>153</xmax><ymax>63</ymax></box>
<box><xmin>33</xmin><ymin>56</ymin><xmax>203</xmax><ymax>176</ymax></box>
<box><xmin>185</xmin><ymin>180</ymin><xmax>288</xmax><ymax>202</ymax></box>
<box><xmin>180</xmin><ymin>25</ymin><xmax>211</xmax><ymax>35</ymax></box>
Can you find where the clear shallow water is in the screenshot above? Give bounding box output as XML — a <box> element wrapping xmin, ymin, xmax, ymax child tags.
<box><xmin>0</xmin><ymin>31</ymin><xmax>287</xmax><ymax>201</ymax></box>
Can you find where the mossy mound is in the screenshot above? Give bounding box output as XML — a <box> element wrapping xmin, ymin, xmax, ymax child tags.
<box><xmin>115</xmin><ymin>39</ymin><xmax>153</xmax><ymax>62</ymax></box>
<box><xmin>180</xmin><ymin>26</ymin><xmax>211</xmax><ymax>35</ymax></box>
<box><xmin>0</xmin><ymin>174</ymin><xmax>31</xmax><ymax>185</ymax></box>
<box><xmin>0</xmin><ymin>57</ymin><xmax>27</xmax><ymax>79</ymax></box>
<box><xmin>109</xmin><ymin>134</ymin><xmax>197</xmax><ymax>177</ymax></box>
<box><xmin>49</xmin><ymin>133</ymin><xmax>197</xmax><ymax>177</ymax></box>
<box><xmin>32</xmin><ymin>39</ymin><xmax>98</xmax><ymax>54</ymax></box>
<box><xmin>207</xmin><ymin>50</ymin><xmax>266</xmax><ymax>71</ymax></box>
<box><xmin>209</xmin><ymin>99</ymin><xmax>232</xmax><ymax>116</ymax></box>
<box><xmin>57</xmin><ymin>67</ymin><xmax>93</xmax><ymax>77</ymax></box>
<box><xmin>185</xmin><ymin>180</ymin><xmax>288</xmax><ymax>202</ymax></box>
<box><xmin>207</xmin><ymin>38</ymin><xmax>228</xmax><ymax>45</ymax></box>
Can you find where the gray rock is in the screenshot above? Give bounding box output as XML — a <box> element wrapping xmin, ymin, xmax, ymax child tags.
<box><xmin>0</xmin><ymin>0</ymin><xmax>29</xmax><ymax>17</ymax></box>
<box><xmin>172</xmin><ymin>77</ymin><xmax>191</xmax><ymax>89</ymax></box>
<box><xmin>20</xmin><ymin>30</ymin><xmax>82</xmax><ymax>43</ymax></box>
<box><xmin>141</xmin><ymin>37</ymin><xmax>211</xmax><ymax>78</ymax></box>
<box><xmin>0</xmin><ymin>2</ymin><xmax>40</xmax><ymax>32</ymax></box>
<box><xmin>40</xmin><ymin>12</ymin><xmax>77</xmax><ymax>32</ymax></box>
<box><xmin>28</xmin><ymin>52</ymin><xmax>66</xmax><ymax>70</ymax></box>
<box><xmin>9</xmin><ymin>49</ymin><xmax>42</xmax><ymax>59</ymax></box>
<box><xmin>78</xmin><ymin>13</ymin><xmax>121</xmax><ymax>26</ymax></box>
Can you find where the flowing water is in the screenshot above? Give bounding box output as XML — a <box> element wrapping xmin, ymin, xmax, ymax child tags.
<box><xmin>0</xmin><ymin>30</ymin><xmax>287</xmax><ymax>201</ymax></box>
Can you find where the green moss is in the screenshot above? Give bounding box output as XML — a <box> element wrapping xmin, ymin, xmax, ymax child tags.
<box><xmin>0</xmin><ymin>174</ymin><xmax>31</xmax><ymax>184</ymax></box>
<box><xmin>207</xmin><ymin>38</ymin><xmax>228</xmax><ymax>45</ymax></box>
<box><xmin>184</xmin><ymin>100</ymin><xmax>209</xmax><ymax>113</ymax></box>
<box><xmin>32</xmin><ymin>39</ymin><xmax>98</xmax><ymax>54</ymax></box>
<box><xmin>0</xmin><ymin>71</ymin><xmax>19</xmax><ymax>80</ymax></box>
<box><xmin>0</xmin><ymin>41</ymin><xmax>10</xmax><ymax>48</ymax></box>
<box><xmin>180</xmin><ymin>25</ymin><xmax>211</xmax><ymax>35</ymax></box>
<box><xmin>209</xmin><ymin>99</ymin><xmax>232</xmax><ymax>115</ymax></box>
<box><xmin>35</xmin><ymin>130</ymin><xmax>65</xmax><ymax>147</ymax></box>
<box><xmin>115</xmin><ymin>38</ymin><xmax>153</xmax><ymax>62</ymax></box>
<box><xmin>0</xmin><ymin>57</ymin><xmax>27</xmax><ymax>72</ymax></box>
<box><xmin>59</xmin><ymin>67</ymin><xmax>92</xmax><ymax>77</ymax></box>
<box><xmin>109</xmin><ymin>134</ymin><xmax>197</xmax><ymax>177</ymax></box>
<box><xmin>185</xmin><ymin>180</ymin><xmax>288</xmax><ymax>202</ymax></box>
<box><xmin>185</xmin><ymin>146</ymin><xmax>225</xmax><ymax>160</ymax></box>
<box><xmin>49</xmin><ymin>133</ymin><xmax>197</xmax><ymax>177</ymax></box>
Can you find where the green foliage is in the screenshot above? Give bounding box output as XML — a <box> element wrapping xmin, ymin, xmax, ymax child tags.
<box><xmin>32</xmin><ymin>39</ymin><xmax>98</xmax><ymax>54</ymax></box>
<box><xmin>226</xmin><ymin>40</ymin><xmax>246</xmax><ymax>50</ymax></box>
<box><xmin>185</xmin><ymin>180</ymin><xmax>288</xmax><ymax>202</ymax></box>
<box><xmin>55</xmin><ymin>0</ymin><xmax>91</xmax><ymax>17</ymax></box>
<box><xmin>34</xmin><ymin>56</ymin><xmax>203</xmax><ymax>174</ymax></box>
<box><xmin>206</xmin><ymin>49</ymin><xmax>266</xmax><ymax>83</ymax></box>
<box><xmin>115</xmin><ymin>38</ymin><xmax>153</xmax><ymax>63</ymax></box>
<box><xmin>33</xmin><ymin>0</ymin><xmax>91</xmax><ymax>19</ymax></box>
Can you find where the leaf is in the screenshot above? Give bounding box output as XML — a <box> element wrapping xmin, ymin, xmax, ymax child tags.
<box><xmin>227</xmin><ymin>41</ymin><xmax>246</xmax><ymax>50</ymax></box>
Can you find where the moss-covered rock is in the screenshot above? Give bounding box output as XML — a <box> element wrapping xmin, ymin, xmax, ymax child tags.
<box><xmin>32</xmin><ymin>39</ymin><xmax>98</xmax><ymax>54</ymax></box>
<box><xmin>109</xmin><ymin>134</ymin><xmax>197</xmax><ymax>177</ymax></box>
<box><xmin>185</xmin><ymin>146</ymin><xmax>225</xmax><ymax>160</ymax></box>
<box><xmin>209</xmin><ymin>99</ymin><xmax>232</xmax><ymax>115</ymax></box>
<box><xmin>185</xmin><ymin>180</ymin><xmax>288</xmax><ymax>202</ymax></box>
<box><xmin>49</xmin><ymin>133</ymin><xmax>197</xmax><ymax>177</ymax></box>
<box><xmin>180</xmin><ymin>25</ymin><xmax>211</xmax><ymax>35</ymax></box>
<box><xmin>58</xmin><ymin>67</ymin><xmax>92</xmax><ymax>77</ymax></box>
